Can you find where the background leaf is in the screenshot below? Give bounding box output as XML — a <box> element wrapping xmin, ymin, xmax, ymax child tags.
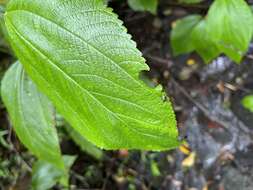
<box><xmin>1</xmin><ymin>62</ymin><xmax>63</xmax><ymax>169</ymax></box>
<box><xmin>128</xmin><ymin>0</ymin><xmax>158</xmax><ymax>14</ymax></box>
<box><xmin>5</xmin><ymin>0</ymin><xmax>179</xmax><ymax>150</ymax></box>
<box><xmin>32</xmin><ymin>155</ymin><xmax>76</xmax><ymax>190</ymax></box>
<box><xmin>171</xmin><ymin>15</ymin><xmax>202</xmax><ymax>56</ymax></box>
<box><xmin>242</xmin><ymin>95</ymin><xmax>253</xmax><ymax>112</ymax></box>
<box><xmin>191</xmin><ymin>20</ymin><xmax>220</xmax><ymax>63</ymax></box>
<box><xmin>206</xmin><ymin>0</ymin><xmax>253</xmax><ymax>63</ymax></box>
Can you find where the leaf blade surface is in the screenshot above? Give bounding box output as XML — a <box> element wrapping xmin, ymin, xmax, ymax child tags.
<box><xmin>1</xmin><ymin>62</ymin><xmax>63</xmax><ymax>168</ymax></box>
<box><xmin>5</xmin><ymin>0</ymin><xmax>179</xmax><ymax>150</ymax></box>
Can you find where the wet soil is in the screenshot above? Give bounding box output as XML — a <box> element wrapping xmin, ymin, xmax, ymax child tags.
<box><xmin>1</xmin><ymin>1</ymin><xmax>253</xmax><ymax>190</ymax></box>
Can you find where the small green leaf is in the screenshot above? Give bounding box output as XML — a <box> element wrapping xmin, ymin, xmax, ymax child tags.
<box><xmin>32</xmin><ymin>155</ymin><xmax>76</xmax><ymax>190</ymax></box>
<box><xmin>128</xmin><ymin>0</ymin><xmax>158</xmax><ymax>14</ymax></box>
<box><xmin>5</xmin><ymin>0</ymin><xmax>179</xmax><ymax>150</ymax></box>
<box><xmin>171</xmin><ymin>15</ymin><xmax>202</xmax><ymax>56</ymax></box>
<box><xmin>151</xmin><ymin>160</ymin><xmax>160</xmax><ymax>177</ymax></box>
<box><xmin>191</xmin><ymin>20</ymin><xmax>220</xmax><ymax>63</ymax></box>
<box><xmin>206</xmin><ymin>0</ymin><xmax>253</xmax><ymax>63</ymax></box>
<box><xmin>242</xmin><ymin>95</ymin><xmax>253</xmax><ymax>112</ymax></box>
<box><xmin>1</xmin><ymin>62</ymin><xmax>63</xmax><ymax>169</ymax></box>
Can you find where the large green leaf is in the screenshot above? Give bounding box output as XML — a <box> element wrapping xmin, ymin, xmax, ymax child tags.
<box><xmin>171</xmin><ymin>15</ymin><xmax>202</xmax><ymax>56</ymax></box>
<box><xmin>206</xmin><ymin>0</ymin><xmax>253</xmax><ymax>63</ymax></box>
<box><xmin>128</xmin><ymin>0</ymin><xmax>158</xmax><ymax>14</ymax></box>
<box><xmin>5</xmin><ymin>0</ymin><xmax>179</xmax><ymax>150</ymax></box>
<box><xmin>1</xmin><ymin>62</ymin><xmax>63</xmax><ymax>169</ymax></box>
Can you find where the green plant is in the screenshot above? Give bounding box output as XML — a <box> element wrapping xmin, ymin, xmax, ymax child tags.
<box><xmin>31</xmin><ymin>155</ymin><xmax>76</xmax><ymax>190</ymax></box>
<box><xmin>2</xmin><ymin>0</ymin><xmax>253</xmax><ymax>187</ymax></box>
<box><xmin>126</xmin><ymin>0</ymin><xmax>253</xmax><ymax>63</ymax></box>
<box><xmin>170</xmin><ymin>0</ymin><xmax>253</xmax><ymax>63</ymax></box>
<box><xmin>1</xmin><ymin>0</ymin><xmax>180</xmax><ymax>177</ymax></box>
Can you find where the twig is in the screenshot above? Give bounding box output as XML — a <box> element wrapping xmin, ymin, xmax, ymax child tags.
<box><xmin>125</xmin><ymin>13</ymin><xmax>147</xmax><ymax>23</ymax></box>
<box><xmin>102</xmin><ymin>157</ymin><xmax>116</xmax><ymax>190</ymax></box>
<box><xmin>170</xmin><ymin>77</ymin><xmax>251</xmax><ymax>134</ymax></box>
<box><xmin>245</xmin><ymin>54</ymin><xmax>253</xmax><ymax>60</ymax></box>
<box><xmin>145</xmin><ymin>55</ymin><xmax>172</xmax><ymax>66</ymax></box>
<box><xmin>170</xmin><ymin>78</ymin><xmax>213</xmax><ymax>119</ymax></box>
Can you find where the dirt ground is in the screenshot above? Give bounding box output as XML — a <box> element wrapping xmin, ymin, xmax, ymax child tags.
<box><xmin>0</xmin><ymin>1</ymin><xmax>253</xmax><ymax>190</ymax></box>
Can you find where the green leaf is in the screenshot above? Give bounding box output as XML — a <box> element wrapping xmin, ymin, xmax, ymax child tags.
<box><xmin>150</xmin><ymin>159</ymin><xmax>160</xmax><ymax>177</ymax></box>
<box><xmin>242</xmin><ymin>95</ymin><xmax>253</xmax><ymax>112</ymax></box>
<box><xmin>65</xmin><ymin>125</ymin><xmax>103</xmax><ymax>160</ymax></box>
<box><xmin>191</xmin><ymin>20</ymin><xmax>220</xmax><ymax>63</ymax></box>
<box><xmin>0</xmin><ymin>130</ymin><xmax>12</xmax><ymax>149</ymax></box>
<box><xmin>206</xmin><ymin>0</ymin><xmax>253</xmax><ymax>63</ymax></box>
<box><xmin>171</xmin><ymin>15</ymin><xmax>202</xmax><ymax>56</ymax></box>
<box><xmin>1</xmin><ymin>62</ymin><xmax>63</xmax><ymax>169</ymax></box>
<box><xmin>5</xmin><ymin>0</ymin><xmax>179</xmax><ymax>150</ymax></box>
<box><xmin>32</xmin><ymin>155</ymin><xmax>76</xmax><ymax>190</ymax></box>
<box><xmin>128</xmin><ymin>0</ymin><xmax>158</xmax><ymax>14</ymax></box>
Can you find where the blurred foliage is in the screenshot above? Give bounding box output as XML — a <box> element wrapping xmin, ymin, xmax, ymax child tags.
<box><xmin>171</xmin><ymin>15</ymin><xmax>202</xmax><ymax>55</ymax></box>
<box><xmin>32</xmin><ymin>155</ymin><xmax>76</xmax><ymax>190</ymax></box>
<box><xmin>170</xmin><ymin>0</ymin><xmax>253</xmax><ymax>63</ymax></box>
<box><xmin>242</xmin><ymin>95</ymin><xmax>253</xmax><ymax>112</ymax></box>
<box><xmin>128</xmin><ymin>0</ymin><xmax>158</xmax><ymax>14</ymax></box>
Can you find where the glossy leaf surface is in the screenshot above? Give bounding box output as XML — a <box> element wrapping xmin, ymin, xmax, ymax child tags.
<box><xmin>5</xmin><ymin>0</ymin><xmax>179</xmax><ymax>150</ymax></box>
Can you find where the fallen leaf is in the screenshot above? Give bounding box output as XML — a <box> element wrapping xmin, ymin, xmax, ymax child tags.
<box><xmin>182</xmin><ymin>152</ymin><xmax>196</xmax><ymax>167</ymax></box>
